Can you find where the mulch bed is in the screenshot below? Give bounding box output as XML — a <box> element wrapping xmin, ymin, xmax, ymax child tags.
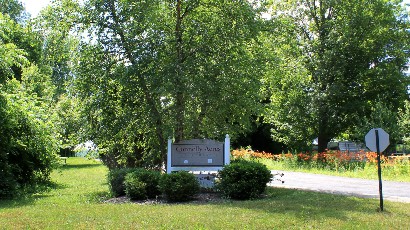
<box><xmin>104</xmin><ymin>192</ymin><xmax>225</xmax><ymax>205</ymax></box>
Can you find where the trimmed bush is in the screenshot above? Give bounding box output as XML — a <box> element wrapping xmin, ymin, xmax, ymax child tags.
<box><xmin>107</xmin><ymin>168</ymin><xmax>134</xmax><ymax>197</ymax></box>
<box><xmin>217</xmin><ymin>159</ymin><xmax>272</xmax><ymax>200</ymax></box>
<box><xmin>133</xmin><ymin>169</ymin><xmax>161</xmax><ymax>199</ymax></box>
<box><xmin>124</xmin><ymin>173</ymin><xmax>147</xmax><ymax>200</ymax></box>
<box><xmin>108</xmin><ymin>168</ymin><xmax>162</xmax><ymax>199</ymax></box>
<box><xmin>160</xmin><ymin>171</ymin><xmax>200</xmax><ymax>202</ymax></box>
<box><xmin>124</xmin><ymin>169</ymin><xmax>161</xmax><ymax>200</ymax></box>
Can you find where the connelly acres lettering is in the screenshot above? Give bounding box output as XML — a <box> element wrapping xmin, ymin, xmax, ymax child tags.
<box><xmin>175</xmin><ymin>145</ymin><xmax>221</xmax><ymax>152</ymax></box>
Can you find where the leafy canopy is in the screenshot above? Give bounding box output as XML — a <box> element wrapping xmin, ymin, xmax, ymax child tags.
<box><xmin>264</xmin><ymin>0</ymin><xmax>410</xmax><ymax>151</ymax></box>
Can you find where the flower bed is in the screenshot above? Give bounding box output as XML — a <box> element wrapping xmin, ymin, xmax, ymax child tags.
<box><xmin>232</xmin><ymin>148</ymin><xmax>409</xmax><ymax>173</ymax></box>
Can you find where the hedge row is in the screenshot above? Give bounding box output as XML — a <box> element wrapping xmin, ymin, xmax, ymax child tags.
<box><xmin>107</xmin><ymin>168</ymin><xmax>200</xmax><ymax>202</ymax></box>
<box><xmin>107</xmin><ymin>160</ymin><xmax>272</xmax><ymax>201</ymax></box>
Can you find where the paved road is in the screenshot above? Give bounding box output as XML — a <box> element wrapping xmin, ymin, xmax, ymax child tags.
<box><xmin>268</xmin><ymin>171</ymin><xmax>410</xmax><ymax>203</ymax></box>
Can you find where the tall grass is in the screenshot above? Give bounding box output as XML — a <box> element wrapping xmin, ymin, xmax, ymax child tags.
<box><xmin>0</xmin><ymin>157</ymin><xmax>409</xmax><ymax>229</ymax></box>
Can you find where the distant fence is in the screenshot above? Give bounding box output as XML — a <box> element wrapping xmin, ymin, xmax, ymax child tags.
<box><xmin>338</xmin><ymin>142</ymin><xmax>360</xmax><ymax>152</ymax></box>
<box><xmin>331</xmin><ymin>142</ymin><xmax>409</xmax><ymax>155</ymax></box>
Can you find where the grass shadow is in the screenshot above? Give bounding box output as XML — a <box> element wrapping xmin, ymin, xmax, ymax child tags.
<box><xmin>0</xmin><ymin>158</ymin><xmax>106</xmax><ymax>209</ymax></box>
<box><xmin>0</xmin><ymin>197</ymin><xmax>37</xmax><ymax>209</ymax></box>
<box><xmin>86</xmin><ymin>191</ymin><xmax>112</xmax><ymax>203</ymax></box>
<box><xmin>58</xmin><ymin>163</ymin><xmax>103</xmax><ymax>170</ymax></box>
<box><xmin>0</xmin><ymin>178</ymin><xmax>71</xmax><ymax>210</ymax></box>
<box><xmin>46</xmin><ymin>180</ymin><xmax>69</xmax><ymax>190</ymax></box>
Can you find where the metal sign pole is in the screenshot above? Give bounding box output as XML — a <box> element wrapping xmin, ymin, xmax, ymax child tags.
<box><xmin>375</xmin><ymin>129</ymin><xmax>384</xmax><ymax>211</ymax></box>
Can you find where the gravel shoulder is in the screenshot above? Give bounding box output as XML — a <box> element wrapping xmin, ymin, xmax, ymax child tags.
<box><xmin>268</xmin><ymin>170</ymin><xmax>410</xmax><ymax>203</ymax></box>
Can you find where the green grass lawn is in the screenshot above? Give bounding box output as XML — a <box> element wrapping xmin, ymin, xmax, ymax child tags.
<box><xmin>0</xmin><ymin>157</ymin><xmax>409</xmax><ymax>229</ymax></box>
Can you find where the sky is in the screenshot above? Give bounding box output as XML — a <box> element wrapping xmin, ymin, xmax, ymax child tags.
<box><xmin>21</xmin><ymin>0</ymin><xmax>410</xmax><ymax>19</ymax></box>
<box><xmin>20</xmin><ymin>0</ymin><xmax>51</xmax><ymax>18</ymax></box>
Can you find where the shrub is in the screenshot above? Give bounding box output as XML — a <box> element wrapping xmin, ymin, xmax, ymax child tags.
<box><xmin>0</xmin><ymin>160</ymin><xmax>17</xmax><ymax>199</ymax></box>
<box><xmin>217</xmin><ymin>159</ymin><xmax>272</xmax><ymax>200</ymax></box>
<box><xmin>160</xmin><ymin>171</ymin><xmax>200</xmax><ymax>202</ymax></box>
<box><xmin>0</xmin><ymin>72</ymin><xmax>60</xmax><ymax>199</ymax></box>
<box><xmin>124</xmin><ymin>169</ymin><xmax>161</xmax><ymax>200</ymax></box>
<box><xmin>133</xmin><ymin>169</ymin><xmax>161</xmax><ymax>199</ymax></box>
<box><xmin>108</xmin><ymin>168</ymin><xmax>162</xmax><ymax>199</ymax></box>
<box><xmin>107</xmin><ymin>168</ymin><xmax>134</xmax><ymax>197</ymax></box>
<box><xmin>124</xmin><ymin>173</ymin><xmax>147</xmax><ymax>200</ymax></box>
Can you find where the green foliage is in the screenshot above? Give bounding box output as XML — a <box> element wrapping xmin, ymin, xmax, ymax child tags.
<box><xmin>264</xmin><ymin>0</ymin><xmax>410</xmax><ymax>151</ymax></box>
<box><xmin>160</xmin><ymin>171</ymin><xmax>200</xmax><ymax>202</ymax></box>
<box><xmin>54</xmin><ymin>94</ymin><xmax>83</xmax><ymax>150</ymax></box>
<box><xmin>124</xmin><ymin>173</ymin><xmax>147</xmax><ymax>200</ymax></box>
<box><xmin>69</xmin><ymin>0</ymin><xmax>265</xmax><ymax>168</ymax></box>
<box><xmin>217</xmin><ymin>159</ymin><xmax>272</xmax><ymax>200</ymax></box>
<box><xmin>134</xmin><ymin>169</ymin><xmax>161</xmax><ymax>199</ymax></box>
<box><xmin>0</xmin><ymin>0</ymin><xmax>29</xmax><ymax>23</ymax></box>
<box><xmin>34</xmin><ymin>0</ymin><xmax>81</xmax><ymax>97</ymax></box>
<box><xmin>0</xmin><ymin>158</ymin><xmax>17</xmax><ymax>198</ymax></box>
<box><xmin>349</xmin><ymin>101</ymin><xmax>402</xmax><ymax>145</ymax></box>
<box><xmin>399</xmin><ymin>100</ymin><xmax>410</xmax><ymax>145</ymax></box>
<box><xmin>0</xmin><ymin>76</ymin><xmax>59</xmax><ymax>198</ymax></box>
<box><xmin>108</xmin><ymin>168</ymin><xmax>162</xmax><ymax>199</ymax></box>
<box><xmin>0</xmin><ymin>13</ymin><xmax>59</xmax><ymax>198</ymax></box>
<box><xmin>107</xmin><ymin>168</ymin><xmax>134</xmax><ymax>197</ymax></box>
<box><xmin>124</xmin><ymin>169</ymin><xmax>161</xmax><ymax>200</ymax></box>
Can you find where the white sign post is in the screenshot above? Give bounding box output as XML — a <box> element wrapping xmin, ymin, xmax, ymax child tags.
<box><xmin>365</xmin><ymin>128</ymin><xmax>389</xmax><ymax>212</ymax></box>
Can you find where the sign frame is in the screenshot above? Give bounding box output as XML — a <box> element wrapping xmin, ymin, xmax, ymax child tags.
<box><xmin>166</xmin><ymin>135</ymin><xmax>230</xmax><ymax>174</ymax></box>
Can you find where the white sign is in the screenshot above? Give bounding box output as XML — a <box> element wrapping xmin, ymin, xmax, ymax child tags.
<box><xmin>365</xmin><ymin>128</ymin><xmax>390</xmax><ymax>152</ymax></box>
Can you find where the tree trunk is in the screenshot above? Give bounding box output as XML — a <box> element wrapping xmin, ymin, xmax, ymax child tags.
<box><xmin>317</xmin><ymin>110</ymin><xmax>330</xmax><ymax>152</ymax></box>
<box><xmin>317</xmin><ymin>133</ymin><xmax>330</xmax><ymax>153</ymax></box>
<box><xmin>174</xmin><ymin>0</ymin><xmax>185</xmax><ymax>142</ymax></box>
<box><xmin>108</xmin><ymin>2</ymin><xmax>167</xmax><ymax>164</ymax></box>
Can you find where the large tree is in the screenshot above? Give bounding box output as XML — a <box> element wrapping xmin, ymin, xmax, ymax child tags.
<box><xmin>72</xmin><ymin>0</ymin><xmax>265</xmax><ymax>168</ymax></box>
<box><xmin>264</xmin><ymin>0</ymin><xmax>410</xmax><ymax>151</ymax></box>
<box><xmin>33</xmin><ymin>0</ymin><xmax>85</xmax><ymax>156</ymax></box>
